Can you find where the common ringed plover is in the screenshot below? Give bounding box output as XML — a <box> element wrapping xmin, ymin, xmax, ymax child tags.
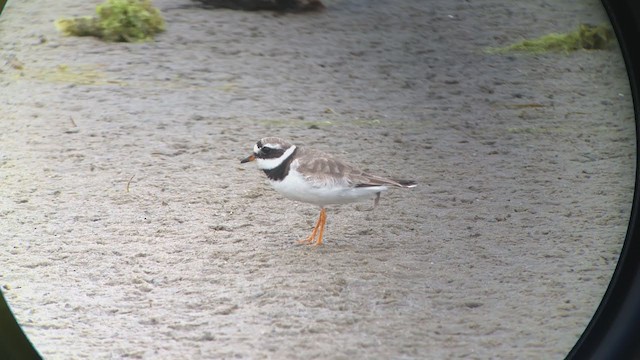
<box><xmin>241</xmin><ymin>137</ymin><xmax>416</xmax><ymax>246</ymax></box>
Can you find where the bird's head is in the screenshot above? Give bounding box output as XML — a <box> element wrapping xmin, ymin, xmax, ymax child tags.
<box><xmin>240</xmin><ymin>137</ymin><xmax>296</xmax><ymax>170</ymax></box>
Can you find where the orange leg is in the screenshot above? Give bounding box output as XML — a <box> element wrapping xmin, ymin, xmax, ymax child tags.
<box><xmin>313</xmin><ymin>209</ymin><xmax>327</xmax><ymax>246</ymax></box>
<box><xmin>298</xmin><ymin>208</ymin><xmax>325</xmax><ymax>245</ymax></box>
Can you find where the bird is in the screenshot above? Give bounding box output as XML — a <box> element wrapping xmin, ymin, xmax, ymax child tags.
<box><xmin>240</xmin><ymin>137</ymin><xmax>417</xmax><ymax>246</ymax></box>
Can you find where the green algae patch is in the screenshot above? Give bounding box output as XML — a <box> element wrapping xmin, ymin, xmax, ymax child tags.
<box><xmin>55</xmin><ymin>0</ymin><xmax>165</xmax><ymax>42</ymax></box>
<box><xmin>486</xmin><ymin>23</ymin><xmax>614</xmax><ymax>54</ymax></box>
<box><xmin>13</xmin><ymin>64</ymin><xmax>127</xmax><ymax>86</ymax></box>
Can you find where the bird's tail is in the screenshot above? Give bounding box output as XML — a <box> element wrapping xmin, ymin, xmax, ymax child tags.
<box><xmin>394</xmin><ymin>179</ymin><xmax>417</xmax><ymax>188</ymax></box>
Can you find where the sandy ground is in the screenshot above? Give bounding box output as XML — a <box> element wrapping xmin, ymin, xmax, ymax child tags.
<box><xmin>0</xmin><ymin>0</ymin><xmax>636</xmax><ymax>358</ymax></box>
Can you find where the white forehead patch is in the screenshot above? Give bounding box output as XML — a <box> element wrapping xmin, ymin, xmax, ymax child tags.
<box><xmin>264</xmin><ymin>142</ymin><xmax>283</xmax><ymax>149</ymax></box>
<box><xmin>254</xmin><ymin>141</ymin><xmax>284</xmax><ymax>154</ymax></box>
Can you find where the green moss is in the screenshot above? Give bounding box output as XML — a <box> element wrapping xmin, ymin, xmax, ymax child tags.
<box><xmin>486</xmin><ymin>23</ymin><xmax>614</xmax><ymax>54</ymax></box>
<box><xmin>55</xmin><ymin>16</ymin><xmax>101</xmax><ymax>38</ymax></box>
<box><xmin>55</xmin><ymin>0</ymin><xmax>165</xmax><ymax>42</ymax></box>
<box><xmin>96</xmin><ymin>0</ymin><xmax>165</xmax><ymax>42</ymax></box>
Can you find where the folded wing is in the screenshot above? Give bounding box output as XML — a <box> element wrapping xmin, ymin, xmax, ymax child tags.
<box><xmin>295</xmin><ymin>149</ymin><xmax>416</xmax><ymax>189</ymax></box>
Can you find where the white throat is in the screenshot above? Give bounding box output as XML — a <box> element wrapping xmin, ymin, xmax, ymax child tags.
<box><xmin>256</xmin><ymin>145</ymin><xmax>297</xmax><ymax>170</ymax></box>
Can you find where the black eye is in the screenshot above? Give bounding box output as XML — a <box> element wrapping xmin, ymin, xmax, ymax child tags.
<box><xmin>262</xmin><ymin>146</ymin><xmax>271</xmax><ymax>154</ymax></box>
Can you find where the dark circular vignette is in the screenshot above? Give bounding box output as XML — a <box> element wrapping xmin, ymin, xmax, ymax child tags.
<box><xmin>0</xmin><ymin>292</ymin><xmax>41</xmax><ymax>359</ymax></box>
<box><xmin>568</xmin><ymin>0</ymin><xmax>640</xmax><ymax>359</ymax></box>
<box><xmin>0</xmin><ymin>1</ymin><xmax>638</xmax><ymax>359</ymax></box>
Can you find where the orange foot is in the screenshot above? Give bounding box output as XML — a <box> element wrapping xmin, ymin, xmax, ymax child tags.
<box><xmin>297</xmin><ymin>208</ymin><xmax>327</xmax><ymax>246</ymax></box>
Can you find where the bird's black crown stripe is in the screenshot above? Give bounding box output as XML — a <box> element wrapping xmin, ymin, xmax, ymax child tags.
<box><xmin>263</xmin><ymin>148</ymin><xmax>297</xmax><ymax>181</ymax></box>
<box><xmin>258</xmin><ymin>147</ymin><xmax>286</xmax><ymax>160</ymax></box>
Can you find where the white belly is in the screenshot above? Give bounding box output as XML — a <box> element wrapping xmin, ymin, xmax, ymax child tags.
<box><xmin>270</xmin><ymin>170</ymin><xmax>387</xmax><ymax>207</ymax></box>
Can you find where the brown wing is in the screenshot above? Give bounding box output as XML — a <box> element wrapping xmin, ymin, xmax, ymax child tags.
<box><xmin>295</xmin><ymin>148</ymin><xmax>414</xmax><ymax>188</ymax></box>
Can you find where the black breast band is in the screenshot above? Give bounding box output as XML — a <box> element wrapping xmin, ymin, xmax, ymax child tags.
<box><xmin>263</xmin><ymin>148</ymin><xmax>297</xmax><ymax>181</ymax></box>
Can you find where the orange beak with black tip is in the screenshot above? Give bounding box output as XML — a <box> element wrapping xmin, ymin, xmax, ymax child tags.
<box><xmin>240</xmin><ymin>154</ymin><xmax>256</xmax><ymax>163</ymax></box>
